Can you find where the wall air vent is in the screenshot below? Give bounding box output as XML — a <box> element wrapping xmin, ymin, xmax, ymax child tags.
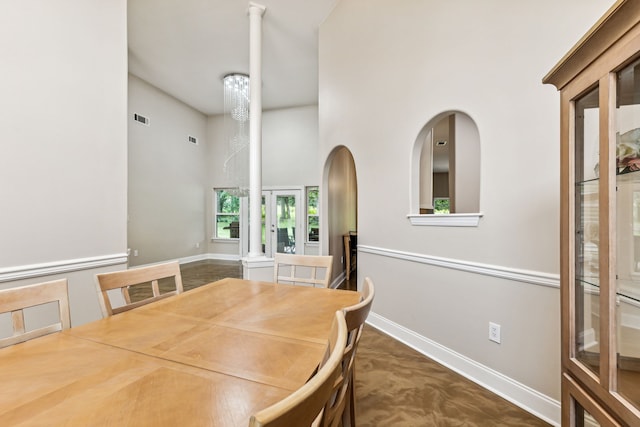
<box><xmin>133</xmin><ymin>113</ymin><xmax>150</xmax><ymax>126</ymax></box>
<box><xmin>188</xmin><ymin>135</ymin><xmax>198</xmax><ymax>145</ymax></box>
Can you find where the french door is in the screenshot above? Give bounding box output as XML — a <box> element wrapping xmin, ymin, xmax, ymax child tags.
<box><xmin>240</xmin><ymin>189</ymin><xmax>302</xmax><ymax>258</ymax></box>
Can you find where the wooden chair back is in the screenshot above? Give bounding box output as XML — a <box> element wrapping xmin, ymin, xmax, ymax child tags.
<box><xmin>95</xmin><ymin>261</ymin><xmax>183</xmax><ymax>317</ymax></box>
<box><xmin>0</xmin><ymin>279</ymin><xmax>71</xmax><ymax>348</ymax></box>
<box><xmin>273</xmin><ymin>253</ymin><xmax>333</xmax><ymax>288</ymax></box>
<box><xmin>249</xmin><ymin>310</ymin><xmax>348</xmax><ymax>427</ymax></box>
<box><xmin>322</xmin><ymin>277</ymin><xmax>375</xmax><ymax>427</ymax></box>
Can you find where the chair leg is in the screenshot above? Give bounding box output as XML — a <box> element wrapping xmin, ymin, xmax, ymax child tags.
<box><xmin>345</xmin><ymin>369</ymin><xmax>356</xmax><ymax>427</ymax></box>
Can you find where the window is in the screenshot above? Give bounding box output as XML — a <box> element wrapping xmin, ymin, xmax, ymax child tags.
<box><xmin>307</xmin><ymin>187</ymin><xmax>319</xmax><ymax>242</ymax></box>
<box><xmin>433</xmin><ymin>198</ymin><xmax>450</xmax><ymax>214</ymax></box>
<box><xmin>214</xmin><ymin>189</ymin><xmax>240</xmax><ymax>239</ymax></box>
<box><xmin>409</xmin><ymin>111</ymin><xmax>482</xmax><ymax>226</ymax></box>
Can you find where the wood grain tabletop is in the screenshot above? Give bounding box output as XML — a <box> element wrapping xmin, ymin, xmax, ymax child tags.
<box><xmin>0</xmin><ymin>278</ymin><xmax>361</xmax><ymax>426</ymax></box>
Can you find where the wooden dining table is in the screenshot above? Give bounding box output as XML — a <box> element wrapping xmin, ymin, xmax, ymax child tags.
<box><xmin>0</xmin><ymin>278</ymin><xmax>361</xmax><ymax>426</ymax></box>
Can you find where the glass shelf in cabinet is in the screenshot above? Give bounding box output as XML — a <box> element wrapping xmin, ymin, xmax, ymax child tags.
<box><xmin>576</xmin><ymin>277</ymin><xmax>601</xmax><ymax>290</ymax></box>
<box><xmin>575</xmin><ymin>177</ymin><xmax>599</xmax><ymax>187</ymax></box>
<box><xmin>616</xmin><ymin>168</ymin><xmax>640</xmax><ymax>182</ymax></box>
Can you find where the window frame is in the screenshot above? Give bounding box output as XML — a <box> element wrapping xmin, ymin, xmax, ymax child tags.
<box><xmin>213</xmin><ymin>188</ymin><xmax>241</xmax><ymax>240</ymax></box>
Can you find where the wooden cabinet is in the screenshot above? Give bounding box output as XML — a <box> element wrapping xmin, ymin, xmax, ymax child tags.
<box><xmin>544</xmin><ymin>1</ymin><xmax>640</xmax><ymax>425</ymax></box>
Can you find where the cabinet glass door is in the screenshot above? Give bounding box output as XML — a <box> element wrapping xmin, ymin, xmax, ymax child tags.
<box><xmin>575</xmin><ymin>86</ymin><xmax>601</xmax><ymax>376</ymax></box>
<box><xmin>576</xmin><ymin>402</ymin><xmax>602</xmax><ymax>427</ymax></box>
<box><xmin>615</xmin><ymin>57</ymin><xmax>640</xmax><ymax>410</ymax></box>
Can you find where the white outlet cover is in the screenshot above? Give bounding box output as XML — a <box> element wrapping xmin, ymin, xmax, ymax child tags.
<box><xmin>489</xmin><ymin>322</ymin><xmax>501</xmax><ymax>344</ymax></box>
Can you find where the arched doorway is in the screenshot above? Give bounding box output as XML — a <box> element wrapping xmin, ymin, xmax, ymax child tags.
<box><xmin>322</xmin><ymin>146</ymin><xmax>358</xmax><ymax>289</ymax></box>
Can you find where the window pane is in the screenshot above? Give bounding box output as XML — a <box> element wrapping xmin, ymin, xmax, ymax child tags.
<box><xmin>307</xmin><ymin>187</ymin><xmax>319</xmax><ymax>242</ymax></box>
<box><xmin>308</xmin><ymin>216</ymin><xmax>319</xmax><ymax>241</ymax></box>
<box><xmin>216</xmin><ymin>215</ymin><xmax>239</xmax><ymax>238</ymax></box>
<box><xmin>434</xmin><ymin>198</ymin><xmax>450</xmax><ymax>214</ymax></box>
<box><xmin>217</xmin><ymin>190</ymin><xmax>239</xmax><ymax>213</ymax></box>
<box><xmin>215</xmin><ymin>189</ymin><xmax>240</xmax><ymax>239</ymax></box>
<box><xmin>307</xmin><ymin>187</ymin><xmax>318</xmax><ymax>214</ymax></box>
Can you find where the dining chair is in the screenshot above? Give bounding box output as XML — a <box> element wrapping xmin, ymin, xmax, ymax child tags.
<box><xmin>95</xmin><ymin>261</ymin><xmax>183</xmax><ymax>317</ymax></box>
<box><xmin>273</xmin><ymin>253</ymin><xmax>333</xmax><ymax>288</ymax></box>
<box><xmin>323</xmin><ymin>277</ymin><xmax>375</xmax><ymax>427</ymax></box>
<box><xmin>248</xmin><ymin>310</ymin><xmax>348</xmax><ymax>427</ymax></box>
<box><xmin>0</xmin><ymin>279</ymin><xmax>71</xmax><ymax>348</ymax></box>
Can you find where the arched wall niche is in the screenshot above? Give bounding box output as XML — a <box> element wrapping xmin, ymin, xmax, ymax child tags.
<box><xmin>409</xmin><ymin>111</ymin><xmax>482</xmax><ymax>227</ymax></box>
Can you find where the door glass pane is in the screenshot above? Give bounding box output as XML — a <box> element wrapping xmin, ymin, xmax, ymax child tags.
<box><xmin>616</xmin><ymin>57</ymin><xmax>640</xmax><ymax>409</ymax></box>
<box><xmin>575</xmin><ymin>86</ymin><xmax>601</xmax><ymax>375</ymax></box>
<box><xmin>261</xmin><ymin>197</ymin><xmax>266</xmax><ymax>250</ymax></box>
<box><xmin>276</xmin><ymin>195</ymin><xmax>296</xmax><ymax>254</ymax></box>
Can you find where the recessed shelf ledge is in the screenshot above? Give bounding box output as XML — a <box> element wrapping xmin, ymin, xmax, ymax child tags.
<box><xmin>407</xmin><ymin>213</ymin><xmax>483</xmax><ymax>227</ymax></box>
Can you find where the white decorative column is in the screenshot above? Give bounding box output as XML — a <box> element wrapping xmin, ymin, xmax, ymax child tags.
<box><xmin>248</xmin><ymin>2</ymin><xmax>265</xmax><ymax>258</ymax></box>
<box><xmin>243</xmin><ymin>2</ymin><xmax>273</xmax><ymax>281</ymax></box>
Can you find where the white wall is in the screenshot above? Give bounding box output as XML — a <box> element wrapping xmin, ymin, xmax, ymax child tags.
<box><xmin>128</xmin><ymin>74</ymin><xmax>208</xmax><ymax>266</ymax></box>
<box><xmin>262</xmin><ymin>106</ymin><xmax>320</xmax><ymax>186</ymax></box>
<box><xmin>454</xmin><ymin>113</ymin><xmax>481</xmax><ymax>213</ymax></box>
<box><xmin>319</xmin><ymin>0</ymin><xmax>613</xmax><ymax>423</ymax></box>
<box><xmin>0</xmin><ymin>0</ymin><xmax>128</xmax><ymax>327</ymax></box>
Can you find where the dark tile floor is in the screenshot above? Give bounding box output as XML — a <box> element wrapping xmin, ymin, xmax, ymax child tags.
<box><xmin>179</xmin><ymin>259</ymin><xmax>243</xmax><ymax>291</ymax></box>
<box><xmin>127</xmin><ymin>259</ymin><xmax>242</xmax><ymax>302</ymax></box>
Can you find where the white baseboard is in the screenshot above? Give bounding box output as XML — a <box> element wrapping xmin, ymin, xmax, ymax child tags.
<box><xmin>366</xmin><ymin>312</ymin><xmax>561</xmax><ymax>426</ymax></box>
<box><xmin>175</xmin><ymin>254</ymin><xmax>209</xmax><ymax>264</ymax></box>
<box><xmin>205</xmin><ymin>253</ymin><xmax>241</xmax><ymax>261</ymax></box>
<box><xmin>177</xmin><ymin>253</ymin><xmax>241</xmax><ymax>263</ymax></box>
<box><xmin>116</xmin><ymin>252</ymin><xmax>244</xmax><ymax>271</ymax></box>
<box><xmin>330</xmin><ymin>271</ymin><xmax>346</xmax><ymax>289</ymax></box>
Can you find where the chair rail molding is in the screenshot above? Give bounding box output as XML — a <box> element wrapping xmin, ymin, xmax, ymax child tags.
<box><xmin>0</xmin><ymin>253</ymin><xmax>129</xmax><ymax>283</ymax></box>
<box><xmin>358</xmin><ymin>245</ymin><xmax>559</xmax><ymax>288</ymax></box>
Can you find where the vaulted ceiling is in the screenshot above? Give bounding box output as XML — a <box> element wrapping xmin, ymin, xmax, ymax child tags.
<box><xmin>128</xmin><ymin>0</ymin><xmax>338</xmax><ymax>115</ymax></box>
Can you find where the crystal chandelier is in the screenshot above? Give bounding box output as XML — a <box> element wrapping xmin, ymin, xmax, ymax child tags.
<box><xmin>223</xmin><ymin>73</ymin><xmax>250</xmax><ymax>196</ymax></box>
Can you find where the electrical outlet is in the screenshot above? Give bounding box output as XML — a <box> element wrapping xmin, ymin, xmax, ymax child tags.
<box><xmin>489</xmin><ymin>322</ymin><xmax>501</xmax><ymax>344</ymax></box>
<box><xmin>133</xmin><ymin>249</ymin><xmax>139</xmax><ymax>257</ymax></box>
